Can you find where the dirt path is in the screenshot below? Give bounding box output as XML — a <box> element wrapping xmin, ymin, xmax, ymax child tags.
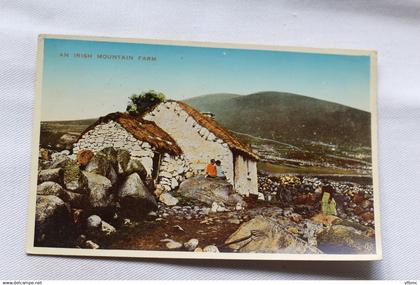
<box><xmin>106</xmin><ymin>212</ymin><xmax>243</xmax><ymax>251</ymax></box>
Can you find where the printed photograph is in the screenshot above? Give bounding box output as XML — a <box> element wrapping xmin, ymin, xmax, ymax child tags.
<box><xmin>28</xmin><ymin>35</ymin><xmax>379</xmax><ymax>259</ymax></box>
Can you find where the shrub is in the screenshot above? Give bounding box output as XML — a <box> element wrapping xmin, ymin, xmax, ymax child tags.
<box><xmin>126</xmin><ymin>90</ymin><xmax>166</xmax><ymax>116</ymax></box>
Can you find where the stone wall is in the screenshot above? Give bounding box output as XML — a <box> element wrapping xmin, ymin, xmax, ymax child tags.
<box><xmin>247</xmin><ymin>159</ymin><xmax>258</xmax><ymax>195</ymax></box>
<box><xmin>73</xmin><ymin>121</ymin><xmax>189</xmax><ymax>191</ymax></box>
<box><xmin>233</xmin><ymin>155</ymin><xmax>259</xmax><ymax>196</ymax></box>
<box><xmin>233</xmin><ymin>155</ymin><xmax>248</xmax><ymax>196</ymax></box>
<box><xmin>144</xmin><ymin>101</ymin><xmax>235</xmax><ymax>185</ymax></box>
<box><xmin>157</xmin><ymin>153</ymin><xmax>190</xmax><ymax>192</ymax></box>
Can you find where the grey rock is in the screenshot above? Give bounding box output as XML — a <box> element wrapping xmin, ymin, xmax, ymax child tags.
<box><xmin>228</xmin><ymin>193</ymin><xmax>246</xmax><ymax>207</ymax></box>
<box><xmin>83</xmin><ymin>171</ymin><xmax>113</xmax><ymax>208</ymax></box>
<box><xmin>211</xmin><ymin>202</ymin><xmax>219</xmax><ymax>213</ymax></box>
<box><xmin>85</xmin><ymin>148</ymin><xmax>119</xmax><ymax>185</ymax></box>
<box><xmin>58</xmin><ymin>134</ymin><xmax>78</xmax><ymax>150</ymax></box>
<box><xmin>178</xmin><ymin>176</ymin><xmax>238</xmax><ymax>206</ymax></box>
<box><xmin>147</xmin><ymin>211</ymin><xmax>157</xmax><ymax>217</ymax></box>
<box><xmin>225</xmin><ymin>215</ymin><xmax>322</xmax><ymax>254</ymax></box>
<box><xmin>86</xmin><ymin>215</ymin><xmax>102</xmax><ymax>229</ymax></box>
<box><xmin>235</xmin><ymin>202</ymin><xmax>243</xmax><ymax>211</ymax></box>
<box><xmin>62</xmin><ymin>159</ymin><xmax>87</xmax><ymax>193</ymax></box>
<box><xmin>38</xmin><ymin>168</ymin><xmax>63</xmax><ymax>184</ymax></box>
<box><xmin>317</xmin><ymin>224</ymin><xmax>375</xmax><ymax>254</ymax></box>
<box><xmin>62</xmin><ymin>190</ymin><xmax>88</xmax><ymax>209</ymax></box>
<box><xmin>184</xmin><ymin>238</ymin><xmax>199</xmax><ymax>251</ymax></box>
<box><xmin>116</xmin><ymin>149</ymin><xmax>147</xmax><ymax>179</ymax></box>
<box><xmin>201</xmin><ymin>207</ymin><xmax>210</xmax><ymax>215</ymax></box>
<box><xmin>101</xmin><ymin>221</ymin><xmax>116</xmax><ymax>235</ymax></box>
<box><xmin>159</xmin><ymin>192</ymin><xmax>179</xmax><ymax>206</ymax></box>
<box><xmin>161</xmin><ymin>238</ymin><xmax>183</xmax><ymax>249</ymax></box>
<box><xmin>37</xmin><ymin>181</ymin><xmax>65</xmax><ymax>198</ymax></box>
<box><xmin>118</xmin><ymin>173</ymin><xmax>157</xmax><ymax>217</ymax></box>
<box><xmin>85</xmin><ymin>240</ymin><xmax>100</xmax><ymax>249</ymax></box>
<box><xmin>216</xmin><ymin>204</ymin><xmax>229</xmax><ymax>212</ymax></box>
<box><xmin>49</xmin><ymin>155</ymin><xmax>70</xmax><ymax>169</ymax></box>
<box><xmin>35</xmin><ymin>195</ymin><xmax>73</xmax><ymax>246</ymax></box>
<box><xmin>203</xmin><ymin>245</ymin><xmax>219</xmax><ymax>253</ymax></box>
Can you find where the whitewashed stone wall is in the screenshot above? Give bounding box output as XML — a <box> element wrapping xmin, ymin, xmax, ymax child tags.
<box><xmin>144</xmin><ymin>101</ymin><xmax>235</xmax><ymax>185</ymax></box>
<box><xmin>73</xmin><ymin>120</ymin><xmax>188</xmax><ymax>189</ymax></box>
<box><xmin>157</xmin><ymin>153</ymin><xmax>190</xmax><ymax>192</ymax></box>
<box><xmin>247</xmin><ymin>160</ymin><xmax>258</xmax><ymax>195</ymax></box>
<box><xmin>234</xmin><ymin>155</ymin><xmax>249</xmax><ymax>196</ymax></box>
<box><xmin>233</xmin><ymin>155</ymin><xmax>259</xmax><ymax>196</ymax></box>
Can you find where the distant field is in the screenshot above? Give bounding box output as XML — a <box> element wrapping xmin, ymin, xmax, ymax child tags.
<box><xmin>40</xmin><ymin>119</ymin><xmax>96</xmax><ymax>149</ymax></box>
<box><xmin>258</xmin><ymin>162</ymin><xmax>364</xmax><ymax>176</ymax></box>
<box><xmin>41</xmin><ymin>118</ymin><xmax>97</xmax><ymax>134</ymax></box>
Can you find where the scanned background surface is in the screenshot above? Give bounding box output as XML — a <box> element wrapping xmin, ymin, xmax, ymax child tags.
<box><xmin>0</xmin><ymin>0</ymin><xmax>419</xmax><ymax>279</ymax></box>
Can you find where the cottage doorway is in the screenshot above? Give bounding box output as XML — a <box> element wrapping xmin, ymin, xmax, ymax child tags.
<box><xmin>151</xmin><ymin>152</ymin><xmax>161</xmax><ymax>180</ymax></box>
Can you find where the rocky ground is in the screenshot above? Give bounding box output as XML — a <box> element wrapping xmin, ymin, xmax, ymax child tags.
<box><xmin>35</xmin><ymin>147</ymin><xmax>376</xmax><ymax>254</ymax></box>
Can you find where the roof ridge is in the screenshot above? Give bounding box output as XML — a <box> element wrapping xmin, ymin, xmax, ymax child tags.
<box><xmin>173</xmin><ymin>101</ymin><xmax>259</xmax><ymax>160</ymax></box>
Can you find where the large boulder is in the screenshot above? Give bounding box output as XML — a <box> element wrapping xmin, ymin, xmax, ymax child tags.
<box><xmin>38</xmin><ymin>168</ymin><xmax>63</xmax><ymax>184</ymax></box>
<box><xmin>37</xmin><ymin>181</ymin><xmax>65</xmax><ymax>198</ymax></box>
<box><xmin>58</xmin><ymin>133</ymin><xmax>79</xmax><ymax>150</ymax></box>
<box><xmin>82</xmin><ymin>171</ymin><xmax>113</xmax><ymax>209</ymax></box>
<box><xmin>85</xmin><ymin>148</ymin><xmax>118</xmax><ymax>185</ymax></box>
<box><xmin>118</xmin><ymin>172</ymin><xmax>157</xmax><ymax>218</ymax></box>
<box><xmin>34</xmin><ymin>195</ymin><xmax>74</xmax><ymax>246</ymax></box>
<box><xmin>62</xmin><ymin>159</ymin><xmax>88</xmax><ymax>192</ymax></box>
<box><xmin>178</xmin><ymin>176</ymin><xmax>242</xmax><ymax>206</ymax></box>
<box><xmin>84</xmin><ymin>147</ymin><xmax>148</xmax><ymax>186</ymax></box>
<box><xmin>115</xmin><ymin>149</ymin><xmax>147</xmax><ymax>179</ymax></box>
<box><xmin>225</xmin><ymin>215</ymin><xmax>322</xmax><ymax>254</ymax></box>
<box><xmin>49</xmin><ymin>155</ymin><xmax>70</xmax><ymax>169</ymax></box>
<box><xmin>317</xmin><ymin>224</ymin><xmax>375</xmax><ymax>254</ymax></box>
<box><xmin>62</xmin><ymin>190</ymin><xmax>89</xmax><ymax>209</ymax></box>
<box><xmin>47</xmin><ymin>155</ymin><xmax>87</xmax><ymax>192</ymax></box>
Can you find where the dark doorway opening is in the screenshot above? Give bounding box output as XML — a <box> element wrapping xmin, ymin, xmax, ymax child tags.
<box><xmin>151</xmin><ymin>152</ymin><xmax>161</xmax><ymax>180</ymax></box>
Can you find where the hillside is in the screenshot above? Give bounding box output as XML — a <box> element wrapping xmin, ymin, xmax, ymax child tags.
<box><xmin>184</xmin><ymin>92</ymin><xmax>371</xmax><ymax>148</ymax></box>
<box><xmin>183</xmin><ymin>93</ymin><xmax>241</xmax><ymax>112</ymax></box>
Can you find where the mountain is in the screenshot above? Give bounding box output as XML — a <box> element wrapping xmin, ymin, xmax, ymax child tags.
<box><xmin>184</xmin><ymin>92</ymin><xmax>371</xmax><ymax>147</ymax></box>
<box><xmin>183</xmin><ymin>93</ymin><xmax>242</xmax><ymax>110</ymax></box>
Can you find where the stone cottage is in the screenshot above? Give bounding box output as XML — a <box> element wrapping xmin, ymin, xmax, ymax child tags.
<box><xmin>73</xmin><ymin>112</ymin><xmax>190</xmax><ymax>191</ymax></box>
<box><xmin>143</xmin><ymin>100</ymin><xmax>259</xmax><ymax>196</ymax></box>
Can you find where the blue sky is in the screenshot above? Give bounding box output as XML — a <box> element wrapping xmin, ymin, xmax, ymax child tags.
<box><xmin>41</xmin><ymin>38</ymin><xmax>371</xmax><ymax>120</ymax></box>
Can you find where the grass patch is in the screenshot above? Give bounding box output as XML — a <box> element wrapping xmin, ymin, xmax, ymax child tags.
<box><xmin>258</xmin><ymin>162</ymin><xmax>361</xmax><ymax>176</ymax></box>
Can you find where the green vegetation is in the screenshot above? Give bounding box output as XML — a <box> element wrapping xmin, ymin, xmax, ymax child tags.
<box><xmin>126</xmin><ymin>90</ymin><xmax>166</xmax><ymax>116</ymax></box>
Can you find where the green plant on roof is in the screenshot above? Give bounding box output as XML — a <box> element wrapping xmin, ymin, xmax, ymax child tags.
<box><xmin>126</xmin><ymin>90</ymin><xmax>166</xmax><ymax>116</ymax></box>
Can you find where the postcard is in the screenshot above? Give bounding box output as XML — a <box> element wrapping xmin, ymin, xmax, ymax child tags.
<box><xmin>27</xmin><ymin>34</ymin><xmax>381</xmax><ymax>260</ymax></box>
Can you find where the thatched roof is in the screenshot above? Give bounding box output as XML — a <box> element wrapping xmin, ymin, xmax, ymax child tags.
<box><xmin>79</xmin><ymin>112</ymin><xmax>182</xmax><ymax>155</ymax></box>
<box><xmin>174</xmin><ymin>101</ymin><xmax>259</xmax><ymax>160</ymax></box>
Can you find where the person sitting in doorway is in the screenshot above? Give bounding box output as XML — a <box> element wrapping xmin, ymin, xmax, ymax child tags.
<box><xmin>215</xmin><ymin>160</ymin><xmax>226</xmax><ymax>179</ymax></box>
<box><xmin>205</xmin><ymin>159</ymin><xmax>217</xmax><ymax>178</ymax></box>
